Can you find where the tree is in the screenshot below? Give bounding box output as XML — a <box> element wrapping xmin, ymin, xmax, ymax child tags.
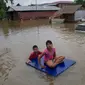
<box><xmin>0</xmin><ymin>0</ymin><xmax>6</xmax><ymax>19</ymax></box>
<box><xmin>0</xmin><ymin>8</ymin><xmax>5</xmax><ymax>18</ymax></box>
<box><xmin>5</xmin><ymin>0</ymin><xmax>14</xmax><ymax>4</ymax></box>
<box><xmin>0</xmin><ymin>0</ymin><xmax>14</xmax><ymax>19</ymax></box>
<box><xmin>75</xmin><ymin>0</ymin><xmax>85</xmax><ymax>4</ymax></box>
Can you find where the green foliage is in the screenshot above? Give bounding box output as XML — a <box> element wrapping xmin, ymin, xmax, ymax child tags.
<box><xmin>0</xmin><ymin>8</ymin><xmax>6</xmax><ymax>18</ymax></box>
<box><xmin>4</xmin><ymin>0</ymin><xmax>14</xmax><ymax>4</ymax></box>
<box><xmin>0</xmin><ymin>0</ymin><xmax>6</xmax><ymax>9</ymax></box>
<box><xmin>0</xmin><ymin>0</ymin><xmax>13</xmax><ymax>19</ymax></box>
<box><xmin>0</xmin><ymin>0</ymin><xmax>6</xmax><ymax>19</ymax></box>
<box><xmin>75</xmin><ymin>0</ymin><xmax>85</xmax><ymax>4</ymax></box>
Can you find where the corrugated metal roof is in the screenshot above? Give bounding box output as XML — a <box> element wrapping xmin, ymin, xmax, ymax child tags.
<box><xmin>8</xmin><ymin>6</ymin><xmax>60</xmax><ymax>12</ymax></box>
<box><xmin>40</xmin><ymin>1</ymin><xmax>74</xmax><ymax>6</ymax></box>
<box><xmin>58</xmin><ymin>5</ymin><xmax>82</xmax><ymax>14</ymax></box>
<box><xmin>53</xmin><ymin>1</ymin><xmax>73</xmax><ymax>4</ymax></box>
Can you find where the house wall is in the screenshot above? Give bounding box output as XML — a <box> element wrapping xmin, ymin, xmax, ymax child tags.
<box><xmin>61</xmin><ymin>14</ymin><xmax>74</xmax><ymax>22</ymax></box>
<box><xmin>13</xmin><ymin>12</ymin><xmax>19</xmax><ymax>20</ymax></box>
<box><xmin>8</xmin><ymin>12</ymin><xmax>19</xmax><ymax>20</ymax></box>
<box><xmin>57</xmin><ymin>3</ymin><xmax>74</xmax><ymax>8</ymax></box>
<box><xmin>75</xmin><ymin>10</ymin><xmax>85</xmax><ymax>21</ymax></box>
<box><xmin>17</xmin><ymin>11</ymin><xmax>56</xmax><ymax>20</ymax></box>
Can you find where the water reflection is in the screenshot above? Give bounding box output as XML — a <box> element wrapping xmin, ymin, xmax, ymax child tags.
<box><xmin>63</xmin><ymin>23</ymin><xmax>76</xmax><ymax>31</ymax></box>
<box><xmin>0</xmin><ymin>20</ymin><xmax>50</xmax><ymax>36</ymax></box>
<box><xmin>47</xmin><ymin>76</ymin><xmax>54</xmax><ymax>85</ymax></box>
<box><xmin>1</xmin><ymin>22</ymin><xmax>9</xmax><ymax>36</ymax></box>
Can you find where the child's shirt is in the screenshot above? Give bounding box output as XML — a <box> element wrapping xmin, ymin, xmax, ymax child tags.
<box><xmin>29</xmin><ymin>51</ymin><xmax>42</xmax><ymax>60</ymax></box>
<box><xmin>43</xmin><ymin>48</ymin><xmax>56</xmax><ymax>62</ymax></box>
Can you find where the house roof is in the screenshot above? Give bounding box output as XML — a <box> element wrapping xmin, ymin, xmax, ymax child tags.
<box><xmin>40</xmin><ymin>1</ymin><xmax>74</xmax><ymax>6</ymax></box>
<box><xmin>8</xmin><ymin>6</ymin><xmax>60</xmax><ymax>12</ymax></box>
<box><xmin>55</xmin><ymin>1</ymin><xmax>74</xmax><ymax>5</ymax></box>
<box><xmin>58</xmin><ymin>5</ymin><xmax>82</xmax><ymax>14</ymax></box>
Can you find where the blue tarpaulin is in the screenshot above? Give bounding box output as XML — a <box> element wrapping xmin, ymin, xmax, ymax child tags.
<box><xmin>26</xmin><ymin>57</ymin><xmax>76</xmax><ymax>76</ymax></box>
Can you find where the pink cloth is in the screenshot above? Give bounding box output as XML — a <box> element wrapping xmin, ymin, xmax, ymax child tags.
<box><xmin>44</xmin><ymin>48</ymin><xmax>56</xmax><ymax>62</ymax></box>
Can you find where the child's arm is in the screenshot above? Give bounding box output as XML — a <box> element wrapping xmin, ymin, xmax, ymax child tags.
<box><xmin>53</xmin><ymin>48</ymin><xmax>58</xmax><ymax>58</ymax></box>
<box><xmin>26</xmin><ymin>59</ymin><xmax>31</xmax><ymax>64</ymax></box>
<box><xmin>53</xmin><ymin>51</ymin><xmax>58</xmax><ymax>61</ymax></box>
<box><xmin>54</xmin><ymin>52</ymin><xmax>57</xmax><ymax>58</ymax></box>
<box><xmin>38</xmin><ymin>52</ymin><xmax>46</xmax><ymax>68</ymax></box>
<box><xmin>26</xmin><ymin>53</ymin><xmax>33</xmax><ymax>64</ymax></box>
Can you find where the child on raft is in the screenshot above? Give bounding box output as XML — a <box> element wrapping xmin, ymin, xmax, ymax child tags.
<box><xmin>38</xmin><ymin>40</ymin><xmax>65</xmax><ymax>68</ymax></box>
<box><xmin>26</xmin><ymin>45</ymin><xmax>42</xmax><ymax>64</ymax></box>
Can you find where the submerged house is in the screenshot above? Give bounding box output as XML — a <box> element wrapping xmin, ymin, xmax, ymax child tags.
<box><xmin>7</xmin><ymin>6</ymin><xmax>60</xmax><ymax>20</ymax></box>
<box><xmin>57</xmin><ymin>5</ymin><xmax>85</xmax><ymax>22</ymax></box>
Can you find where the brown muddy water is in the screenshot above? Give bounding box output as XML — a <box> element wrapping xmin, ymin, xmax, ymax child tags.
<box><xmin>0</xmin><ymin>19</ymin><xmax>85</xmax><ymax>85</ymax></box>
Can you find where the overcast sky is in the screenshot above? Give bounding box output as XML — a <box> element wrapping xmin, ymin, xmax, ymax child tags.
<box><xmin>7</xmin><ymin>0</ymin><xmax>74</xmax><ymax>6</ymax></box>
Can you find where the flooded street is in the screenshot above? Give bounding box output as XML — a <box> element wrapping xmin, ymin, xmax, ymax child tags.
<box><xmin>0</xmin><ymin>20</ymin><xmax>85</xmax><ymax>85</ymax></box>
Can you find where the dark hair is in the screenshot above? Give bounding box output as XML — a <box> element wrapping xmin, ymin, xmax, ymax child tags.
<box><xmin>46</xmin><ymin>40</ymin><xmax>52</xmax><ymax>45</ymax></box>
<box><xmin>32</xmin><ymin>45</ymin><xmax>38</xmax><ymax>50</ymax></box>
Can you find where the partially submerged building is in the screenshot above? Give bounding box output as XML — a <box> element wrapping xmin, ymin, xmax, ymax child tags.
<box><xmin>7</xmin><ymin>6</ymin><xmax>60</xmax><ymax>20</ymax></box>
<box><xmin>57</xmin><ymin>5</ymin><xmax>85</xmax><ymax>22</ymax></box>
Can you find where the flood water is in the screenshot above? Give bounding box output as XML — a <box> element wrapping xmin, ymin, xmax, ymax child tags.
<box><xmin>0</xmin><ymin>20</ymin><xmax>85</xmax><ymax>85</ymax></box>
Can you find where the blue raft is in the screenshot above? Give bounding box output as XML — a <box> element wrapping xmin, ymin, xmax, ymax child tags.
<box><xmin>26</xmin><ymin>57</ymin><xmax>76</xmax><ymax>76</ymax></box>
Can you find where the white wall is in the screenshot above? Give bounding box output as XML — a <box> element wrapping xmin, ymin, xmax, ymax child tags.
<box><xmin>75</xmin><ymin>10</ymin><xmax>85</xmax><ymax>21</ymax></box>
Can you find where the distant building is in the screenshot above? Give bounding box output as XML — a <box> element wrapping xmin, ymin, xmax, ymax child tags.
<box><xmin>7</xmin><ymin>6</ymin><xmax>60</xmax><ymax>20</ymax></box>
<box><xmin>56</xmin><ymin>5</ymin><xmax>85</xmax><ymax>22</ymax></box>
